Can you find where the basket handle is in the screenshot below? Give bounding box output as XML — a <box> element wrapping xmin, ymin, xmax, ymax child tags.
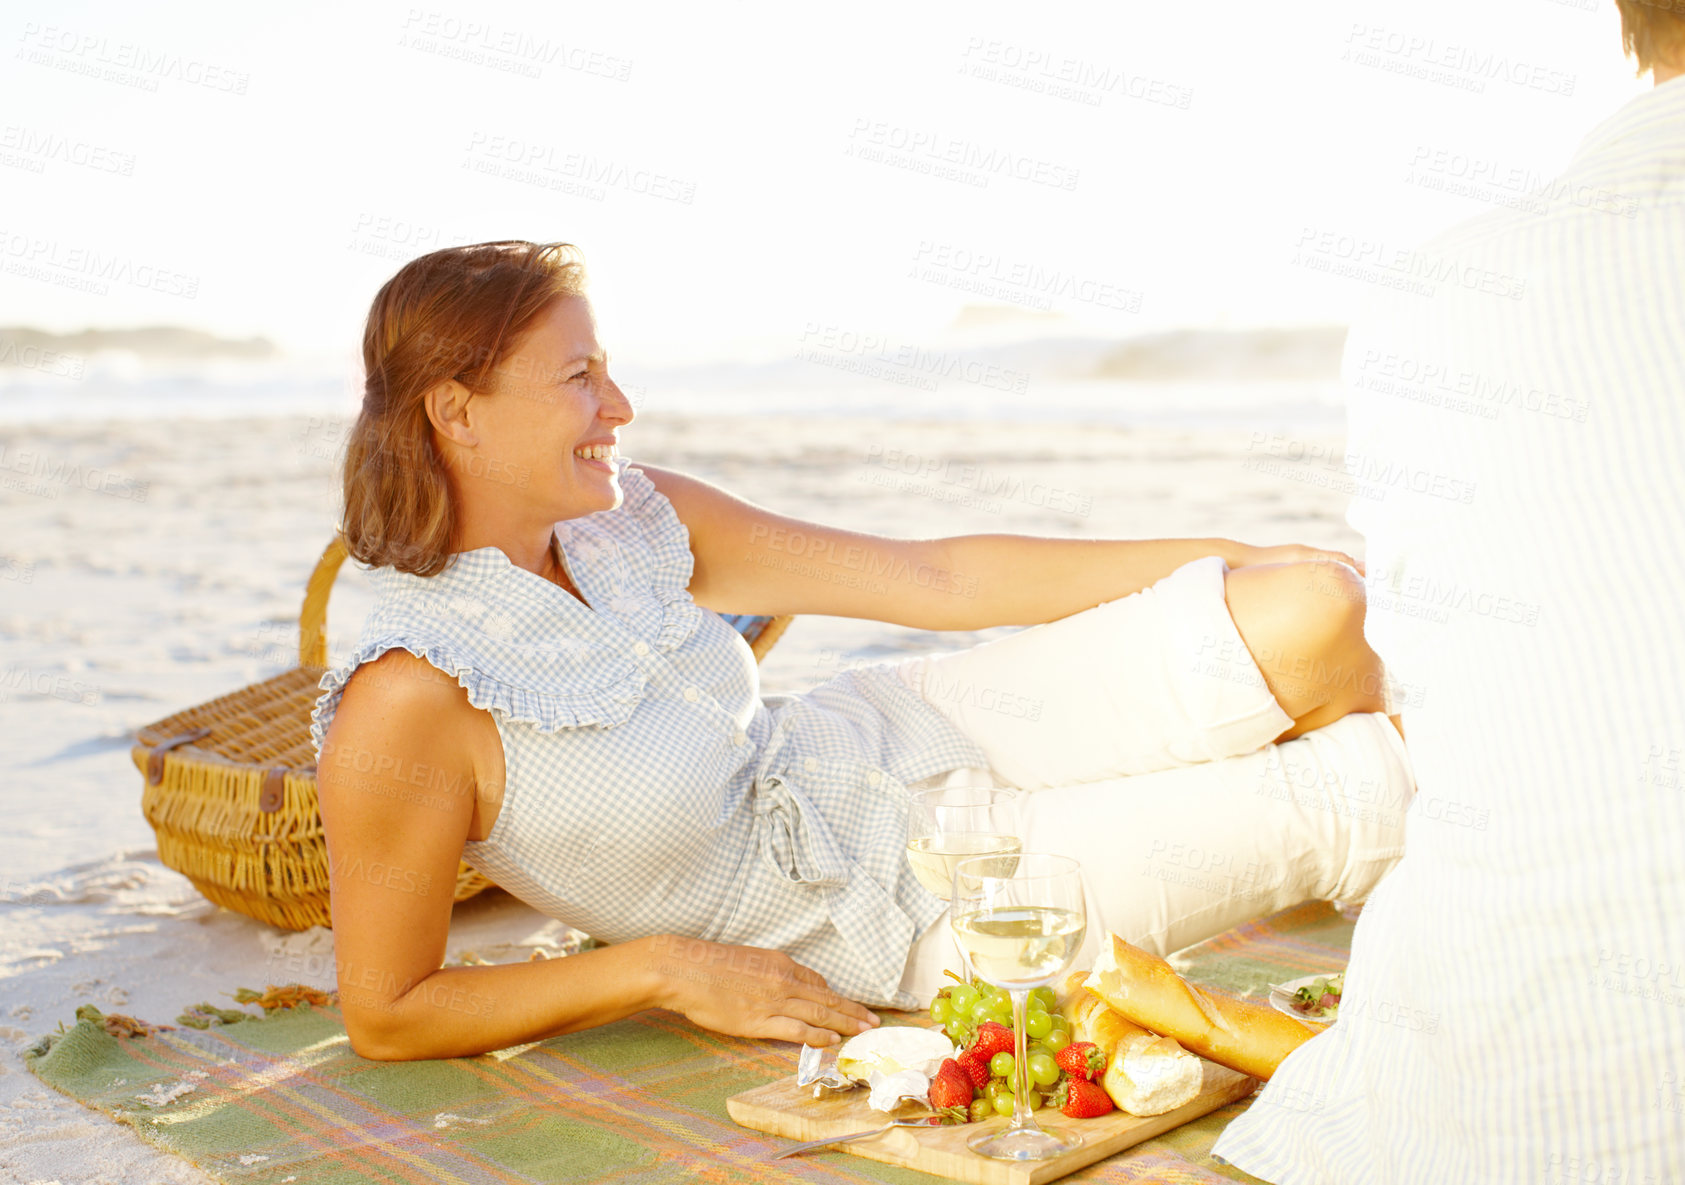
<box><xmin>299</xmin><ymin>535</ymin><xmax>350</xmax><ymax>668</ymax></box>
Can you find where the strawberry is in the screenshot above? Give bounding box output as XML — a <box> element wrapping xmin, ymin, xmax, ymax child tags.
<box><xmin>955</xmin><ymin>1048</ymin><xmax>991</xmax><ymax>1091</ymax></box>
<box><xmin>1055</xmin><ymin>1041</ymin><xmax>1106</xmax><ymax>1082</ymax></box>
<box><xmin>1054</xmin><ymin>1076</ymin><xmax>1115</xmax><ymax>1119</ymax></box>
<box><xmin>968</xmin><ymin>1021</ymin><xmax>1014</xmax><ymax>1061</ymax></box>
<box><xmin>928</xmin><ymin>1058</ymin><xmax>976</xmax><ymax>1122</ymax></box>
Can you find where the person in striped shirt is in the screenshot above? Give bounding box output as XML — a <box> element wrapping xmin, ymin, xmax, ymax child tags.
<box><xmin>1213</xmin><ymin>4</ymin><xmax>1685</xmax><ymax>1181</ymax></box>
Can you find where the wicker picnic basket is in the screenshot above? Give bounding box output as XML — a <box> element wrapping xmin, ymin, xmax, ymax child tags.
<box><xmin>131</xmin><ymin>534</ymin><xmax>794</xmax><ymax>931</ymax></box>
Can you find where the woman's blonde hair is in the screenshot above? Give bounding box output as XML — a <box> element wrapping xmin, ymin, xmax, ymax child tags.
<box><xmin>1616</xmin><ymin>0</ymin><xmax>1685</xmax><ymax>75</ymax></box>
<box><xmin>342</xmin><ymin>240</ymin><xmax>588</xmax><ymax>576</ymax></box>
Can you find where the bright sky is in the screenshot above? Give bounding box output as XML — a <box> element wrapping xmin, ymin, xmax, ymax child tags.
<box><xmin>1</xmin><ymin>0</ymin><xmax>1652</xmax><ymax>364</ymax></box>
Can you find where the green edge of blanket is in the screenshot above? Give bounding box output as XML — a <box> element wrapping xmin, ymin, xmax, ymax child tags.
<box><xmin>25</xmin><ymin>902</ymin><xmax>1355</xmax><ymax>1184</ymax></box>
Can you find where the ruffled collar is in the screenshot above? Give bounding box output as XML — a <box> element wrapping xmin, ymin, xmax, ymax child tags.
<box><xmin>368</xmin><ymin>454</ymin><xmax>700</xmax><ymax>642</ymax></box>
<box><xmin>309</xmin><ymin>457</ymin><xmax>708</xmax><ymax>747</ymax></box>
<box><xmin>418</xmin><ymin>536</ymin><xmax>600</xmax><ymax>616</ymax></box>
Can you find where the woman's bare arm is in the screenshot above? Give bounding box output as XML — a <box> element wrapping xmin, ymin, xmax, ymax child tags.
<box><xmin>635</xmin><ymin>462</ymin><xmax>1359</xmax><ymax>630</ymax></box>
<box><xmin>927</xmin><ymin>536</ymin><xmax>1363</xmax><ymax>629</ymax></box>
<box><xmin>318</xmin><ymin>649</ymin><xmax>878</xmax><ymax>1061</ymax></box>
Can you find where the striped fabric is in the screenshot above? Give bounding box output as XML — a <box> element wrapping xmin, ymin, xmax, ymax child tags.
<box><xmin>1211</xmin><ymin>77</ymin><xmax>1685</xmax><ymax>1181</ymax></box>
<box><xmin>26</xmin><ymin>900</ymin><xmax>1363</xmax><ymax>1184</ymax></box>
<box><xmin>309</xmin><ymin>455</ymin><xmax>993</xmax><ymax>1010</ymax></box>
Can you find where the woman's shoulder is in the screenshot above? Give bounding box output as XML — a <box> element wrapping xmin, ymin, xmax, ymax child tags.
<box><xmin>334</xmin><ymin>648</ymin><xmax>480</xmax><ymax>742</ymax></box>
<box><xmin>314</xmin><ymin>647</ymin><xmax>485</xmax><ymax>793</ymax></box>
<box><xmin>308</xmin><ymin>596</ymin><xmax>654</xmax><ymax>765</ymax></box>
<box><xmin>346</xmin><ymin>646</ymin><xmax>470</xmax><ymax>706</ymax></box>
<box><xmin>312</xmin><ymin>644</ymin><xmax>479</xmax><ymax>753</ymax></box>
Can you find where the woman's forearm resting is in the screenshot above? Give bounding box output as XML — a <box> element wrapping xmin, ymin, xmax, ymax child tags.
<box><xmin>341</xmin><ymin>933</ymin><xmax>878</xmax><ymax>1060</ymax></box>
<box><xmin>341</xmin><ymin>936</ymin><xmax>667</xmax><ymax>1061</ymax></box>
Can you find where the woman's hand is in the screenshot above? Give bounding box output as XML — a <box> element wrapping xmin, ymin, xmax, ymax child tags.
<box><xmin>1229</xmin><ymin>542</ymin><xmax>1365</xmax><ymax>577</ymax></box>
<box><xmin>645</xmin><ymin>935</ymin><xmax>881</xmax><ymax>1046</ymax></box>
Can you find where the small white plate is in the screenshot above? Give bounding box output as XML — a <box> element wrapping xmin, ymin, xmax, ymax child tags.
<box><xmin>1270</xmin><ymin>974</ymin><xmax>1343</xmax><ymax>1025</ymax></box>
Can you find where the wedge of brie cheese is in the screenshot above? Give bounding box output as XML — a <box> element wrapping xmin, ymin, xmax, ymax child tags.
<box><xmin>834</xmin><ymin>1026</ymin><xmax>957</xmax><ymax>1083</ymax></box>
<box><xmin>866</xmin><ymin>1068</ymin><xmax>932</xmax><ymax>1112</ymax></box>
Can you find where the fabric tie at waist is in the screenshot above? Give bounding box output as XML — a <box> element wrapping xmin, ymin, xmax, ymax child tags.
<box><xmin>754</xmin><ymin>772</ymin><xmax>850</xmax><ymax>889</ymax></box>
<box><xmin>751</xmin><ymin>762</ymin><xmax>923</xmax><ymax>1006</ymax></box>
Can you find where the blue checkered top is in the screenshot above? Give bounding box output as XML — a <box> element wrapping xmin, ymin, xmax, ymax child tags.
<box><xmin>309</xmin><ymin>455</ymin><xmax>990</xmax><ymax>1007</ymax></box>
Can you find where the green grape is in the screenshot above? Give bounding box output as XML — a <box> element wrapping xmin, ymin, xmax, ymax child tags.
<box><xmin>985</xmin><ymin>1000</ymin><xmax>1014</xmax><ymax>1027</ymax></box>
<box><xmin>948</xmin><ymin>1020</ymin><xmax>973</xmax><ymax>1047</ymax></box>
<box><xmin>1026</xmin><ymin>1090</ymin><xmax>1045</xmax><ymax>1111</ymax></box>
<box><xmin>929</xmin><ymin>997</ymin><xmax>951</xmax><ymax>1026</ymax></box>
<box><xmin>948</xmin><ymin>985</ymin><xmax>979</xmax><ymax>1017</ymax></box>
<box><xmin>985</xmin><ymin>1079</ymin><xmax>1009</xmax><ymax>1103</ymax></box>
<box><xmin>992</xmin><ymin>1093</ymin><xmax>1014</xmax><ymax>1117</ymax></box>
<box><xmin>989</xmin><ymin>1051</ymin><xmax>1014</xmax><ymax>1078</ymax></box>
<box><xmin>1032</xmin><ymin>986</ymin><xmax>1058</xmax><ymax>1011</ymax></box>
<box><xmin>1043</xmin><ymin>1027</ymin><xmax>1072</xmax><ymax>1054</ymax></box>
<box><xmin>1029</xmin><ymin>1052</ymin><xmax>1060</xmax><ymax>1087</ymax></box>
<box><xmin>1024</xmin><ymin>1010</ymin><xmax>1053</xmax><ymax>1039</ymax></box>
<box><xmin>970</xmin><ymin>999</ymin><xmax>996</xmax><ymax>1025</ymax></box>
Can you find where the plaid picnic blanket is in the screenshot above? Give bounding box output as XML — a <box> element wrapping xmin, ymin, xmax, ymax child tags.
<box><xmin>26</xmin><ymin>901</ymin><xmax>1355</xmax><ymax>1184</ymax></box>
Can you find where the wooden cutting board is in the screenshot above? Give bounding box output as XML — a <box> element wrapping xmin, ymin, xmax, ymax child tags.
<box><xmin>727</xmin><ymin>1057</ymin><xmax>1257</xmax><ymax>1184</ymax></box>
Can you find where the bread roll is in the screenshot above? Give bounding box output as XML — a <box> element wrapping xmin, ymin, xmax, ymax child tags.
<box><xmin>1057</xmin><ymin>972</ymin><xmax>1204</xmax><ymax>1116</ymax></box>
<box><xmin>1082</xmin><ymin>932</ymin><xmax>1318</xmax><ymax>1081</ymax></box>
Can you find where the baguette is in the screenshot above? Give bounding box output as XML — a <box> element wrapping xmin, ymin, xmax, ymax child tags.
<box><xmin>1058</xmin><ymin>971</ymin><xmax>1204</xmax><ymax>1116</ymax></box>
<box><xmin>1082</xmin><ymin>932</ymin><xmax>1319</xmax><ymax>1082</ymax></box>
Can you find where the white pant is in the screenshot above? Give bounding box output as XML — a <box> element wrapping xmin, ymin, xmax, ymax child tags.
<box><xmin>893</xmin><ymin>555</ymin><xmax>1416</xmax><ymax>1005</ymax></box>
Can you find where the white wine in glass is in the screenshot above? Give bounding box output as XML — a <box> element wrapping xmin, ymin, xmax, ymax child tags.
<box><xmin>949</xmin><ymin>904</ymin><xmax>1087</xmax><ymax>988</ymax></box>
<box><xmin>905</xmin><ymin>786</ymin><xmax>1022</xmax><ymax>902</ymax></box>
<box><xmin>951</xmin><ymin>852</ymin><xmax>1088</xmax><ymax>1162</ymax></box>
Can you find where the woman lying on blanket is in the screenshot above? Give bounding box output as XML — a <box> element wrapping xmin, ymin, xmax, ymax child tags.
<box><xmin>311</xmin><ymin>241</ymin><xmax>1414</xmax><ymax>1060</ymax></box>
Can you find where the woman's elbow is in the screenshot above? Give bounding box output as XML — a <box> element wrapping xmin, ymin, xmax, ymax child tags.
<box><xmin>348</xmin><ymin>1033</ymin><xmax>414</xmax><ymax>1062</ymax></box>
<box><xmin>343</xmin><ymin>1004</ymin><xmax>425</xmax><ymax>1061</ymax></box>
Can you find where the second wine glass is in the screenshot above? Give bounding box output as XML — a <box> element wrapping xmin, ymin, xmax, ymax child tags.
<box><xmin>905</xmin><ymin>785</ymin><xmax>1022</xmax><ymax>902</ymax></box>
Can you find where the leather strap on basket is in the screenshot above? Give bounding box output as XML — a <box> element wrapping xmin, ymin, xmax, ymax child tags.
<box><xmin>260</xmin><ymin>767</ymin><xmax>288</xmax><ymax>814</ymax></box>
<box><xmin>145</xmin><ymin>727</ymin><xmax>214</xmax><ymax>785</ymax></box>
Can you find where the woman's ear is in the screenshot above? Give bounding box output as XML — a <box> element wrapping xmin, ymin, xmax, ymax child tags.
<box><xmin>423</xmin><ymin>378</ymin><xmax>478</xmax><ymax>447</ymax></box>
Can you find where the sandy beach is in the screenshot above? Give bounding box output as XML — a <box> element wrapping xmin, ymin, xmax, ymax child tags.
<box><xmin>0</xmin><ymin>409</ymin><xmax>1362</xmax><ymax>1183</ymax></box>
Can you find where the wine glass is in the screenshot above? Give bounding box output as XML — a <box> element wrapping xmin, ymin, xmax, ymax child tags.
<box><xmin>950</xmin><ymin>852</ymin><xmax>1088</xmax><ymax>1161</ymax></box>
<box><xmin>905</xmin><ymin>786</ymin><xmax>1022</xmax><ymax>902</ymax></box>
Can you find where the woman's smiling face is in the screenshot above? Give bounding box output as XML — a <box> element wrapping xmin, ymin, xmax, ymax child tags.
<box><xmin>444</xmin><ymin>294</ymin><xmax>635</xmax><ymax>528</ymax></box>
